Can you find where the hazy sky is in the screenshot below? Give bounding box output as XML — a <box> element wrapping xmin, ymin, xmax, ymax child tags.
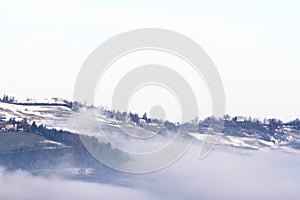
<box><xmin>0</xmin><ymin>0</ymin><xmax>299</xmax><ymax>121</ymax></box>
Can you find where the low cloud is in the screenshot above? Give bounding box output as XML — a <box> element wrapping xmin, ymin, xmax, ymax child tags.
<box><xmin>137</xmin><ymin>144</ymin><xmax>300</xmax><ymax>200</ymax></box>
<box><xmin>0</xmin><ymin>168</ymin><xmax>152</xmax><ymax>200</ymax></box>
<box><xmin>1</xmin><ymin>142</ymin><xmax>300</xmax><ymax>200</ymax></box>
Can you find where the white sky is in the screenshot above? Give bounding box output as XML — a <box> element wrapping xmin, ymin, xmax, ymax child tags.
<box><xmin>0</xmin><ymin>0</ymin><xmax>299</xmax><ymax>121</ymax></box>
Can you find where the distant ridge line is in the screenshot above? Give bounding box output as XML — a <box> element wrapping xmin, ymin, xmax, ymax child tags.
<box><xmin>1</xmin><ymin>102</ymin><xmax>72</xmax><ymax>109</ymax></box>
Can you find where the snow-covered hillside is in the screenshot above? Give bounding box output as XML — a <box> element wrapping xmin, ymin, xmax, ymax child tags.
<box><xmin>189</xmin><ymin>133</ymin><xmax>300</xmax><ymax>153</ymax></box>
<box><xmin>0</xmin><ymin>101</ymin><xmax>73</xmax><ymax>129</ymax></box>
<box><xmin>1</xmin><ymin>100</ymin><xmax>300</xmax><ymax>153</ymax></box>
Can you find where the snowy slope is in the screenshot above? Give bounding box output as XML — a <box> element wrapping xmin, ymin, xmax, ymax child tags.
<box><xmin>189</xmin><ymin>133</ymin><xmax>300</xmax><ymax>153</ymax></box>
<box><xmin>1</xmin><ymin>100</ymin><xmax>300</xmax><ymax>153</ymax></box>
<box><xmin>0</xmin><ymin>101</ymin><xmax>73</xmax><ymax>126</ymax></box>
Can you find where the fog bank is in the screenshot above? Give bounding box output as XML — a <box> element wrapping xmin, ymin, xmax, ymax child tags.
<box><xmin>1</xmin><ymin>143</ymin><xmax>300</xmax><ymax>200</ymax></box>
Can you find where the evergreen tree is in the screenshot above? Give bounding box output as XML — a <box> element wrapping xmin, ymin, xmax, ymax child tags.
<box><xmin>30</xmin><ymin>121</ymin><xmax>38</xmax><ymax>132</ymax></box>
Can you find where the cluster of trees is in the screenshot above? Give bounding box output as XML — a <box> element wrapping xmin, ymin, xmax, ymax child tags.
<box><xmin>196</xmin><ymin>115</ymin><xmax>300</xmax><ymax>141</ymax></box>
<box><xmin>287</xmin><ymin>118</ymin><xmax>300</xmax><ymax>129</ymax></box>
<box><xmin>99</xmin><ymin>107</ymin><xmax>153</xmax><ymax>125</ymax></box>
<box><xmin>1</xmin><ymin>95</ymin><xmax>15</xmax><ymax>103</ymax></box>
<box><xmin>129</xmin><ymin>112</ymin><xmax>151</xmax><ymax>124</ymax></box>
<box><xmin>111</xmin><ymin>110</ymin><xmax>127</xmax><ymax>121</ymax></box>
<box><xmin>129</xmin><ymin>112</ymin><xmax>139</xmax><ymax>123</ymax></box>
<box><xmin>0</xmin><ymin>117</ymin><xmax>39</xmax><ymax>133</ymax></box>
